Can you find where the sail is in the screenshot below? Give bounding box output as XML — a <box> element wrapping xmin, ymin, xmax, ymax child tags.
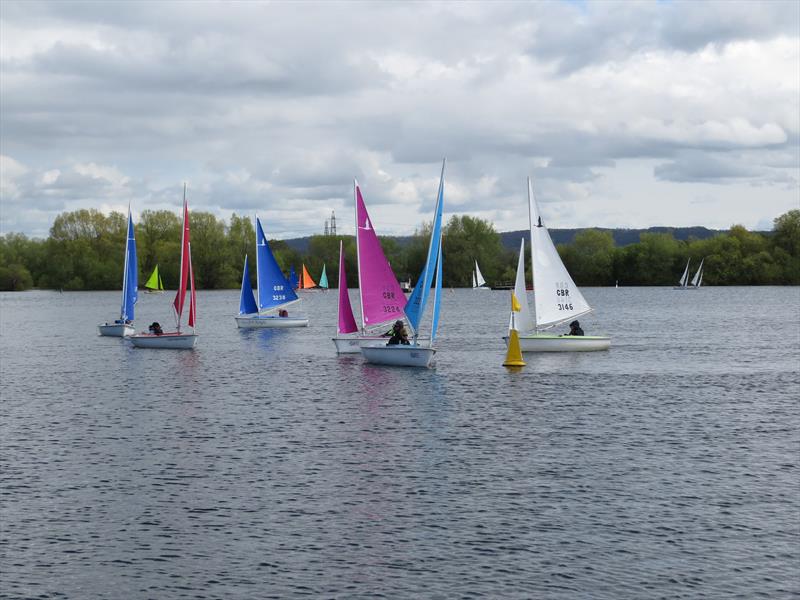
<box><xmin>337</xmin><ymin>241</ymin><xmax>358</xmax><ymax>334</ymax></box>
<box><xmin>678</xmin><ymin>259</ymin><xmax>690</xmax><ymax>287</ymax></box>
<box><xmin>405</xmin><ymin>159</ymin><xmax>445</xmax><ymax>335</ymax></box>
<box><xmin>256</xmin><ymin>216</ymin><xmax>298</xmax><ymax>311</ymax></box>
<box><xmin>319</xmin><ymin>264</ymin><xmax>329</xmax><ymax>289</ymax></box>
<box><xmin>173</xmin><ymin>194</ymin><xmax>191</xmax><ymax>328</ymax></box>
<box><xmin>355</xmin><ymin>181</ymin><xmax>407</xmax><ymax>328</ymax></box>
<box><xmin>475</xmin><ymin>260</ymin><xmax>486</xmax><ymax>287</ymax></box>
<box><xmin>238</xmin><ymin>254</ymin><xmax>258</xmax><ymax>315</ymax></box>
<box><xmin>472</xmin><ymin>270</ymin><xmax>477</xmax><ymax>288</ymax></box>
<box><xmin>509</xmin><ymin>238</ymin><xmax>534</xmax><ymax>332</ymax></box>
<box><xmin>289</xmin><ymin>266</ymin><xmax>299</xmax><ymax>290</ymax></box>
<box><xmin>145</xmin><ymin>265</ymin><xmax>161</xmax><ymax>290</ymax></box>
<box><xmin>120</xmin><ymin>209</ymin><xmax>138</xmax><ymax>321</ymax></box>
<box><xmin>698</xmin><ymin>271</ymin><xmax>704</xmax><ymax>287</ymax></box>
<box><xmin>187</xmin><ymin>242</ymin><xmax>196</xmax><ymax>328</ymax></box>
<box><xmin>691</xmin><ymin>258</ymin><xmax>704</xmax><ymax>287</ymax></box>
<box><xmin>528</xmin><ymin>177</ymin><xmax>591</xmax><ymax>329</ymax></box>
<box><xmin>301</xmin><ymin>264</ymin><xmax>317</xmax><ymax>288</ymax></box>
<box><xmin>430</xmin><ymin>239</ymin><xmax>443</xmax><ymax>344</ymax></box>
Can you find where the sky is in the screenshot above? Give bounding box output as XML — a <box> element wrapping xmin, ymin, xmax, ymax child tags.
<box><xmin>1</xmin><ymin>0</ymin><xmax>799</xmax><ymax>239</ymax></box>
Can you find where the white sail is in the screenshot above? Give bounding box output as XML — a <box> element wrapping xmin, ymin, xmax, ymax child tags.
<box><xmin>472</xmin><ymin>270</ymin><xmax>477</xmax><ymax>288</ymax></box>
<box><xmin>697</xmin><ymin>271</ymin><xmax>703</xmax><ymax>287</ymax></box>
<box><xmin>509</xmin><ymin>238</ymin><xmax>534</xmax><ymax>332</ymax></box>
<box><xmin>678</xmin><ymin>259</ymin><xmax>690</xmax><ymax>287</ymax></box>
<box><xmin>475</xmin><ymin>260</ymin><xmax>486</xmax><ymax>287</ymax></box>
<box><xmin>528</xmin><ymin>177</ymin><xmax>592</xmax><ymax>329</ymax></box>
<box><xmin>690</xmin><ymin>258</ymin><xmax>704</xmax><ymax>287</ymax></box>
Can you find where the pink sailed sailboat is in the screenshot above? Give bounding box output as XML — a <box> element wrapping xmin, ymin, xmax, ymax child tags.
<box><xmin>130</xmin><ymin>187</ymin><xmax>198</xmax><ymax>349</ymax></box>
<box><xmin>332</xmin><ymin>180</ymin><xmax>407</xmax><ymax>353</ymax></box>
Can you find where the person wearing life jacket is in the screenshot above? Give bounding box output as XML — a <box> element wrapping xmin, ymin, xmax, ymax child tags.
<box><xmin>387</xmin><ymin>320</ymin><xmax>410</xmax><ymax>345</ymax></box>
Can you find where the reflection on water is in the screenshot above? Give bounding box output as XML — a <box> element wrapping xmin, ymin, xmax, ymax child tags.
<box><xmin>0</xmin><ymin>287</ymin><xmax>798</xmax><ymax>599</ymax></box>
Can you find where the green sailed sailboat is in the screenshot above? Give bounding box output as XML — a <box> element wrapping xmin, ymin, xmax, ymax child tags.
<box><xmin>144</xmin><ymin>265</ymin><xmax>165</xmax><ymax>294</ymax></box>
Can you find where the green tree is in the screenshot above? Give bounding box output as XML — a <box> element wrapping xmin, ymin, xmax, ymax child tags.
<box><xmin>442</xmin><ymin>215</ymin><xmax>503</xmax><ymax>287</ymax></box>
<box><xmin>559</xmin><ymin>229</ymin><xmax>615</xmax><ymax>285</ymax></box>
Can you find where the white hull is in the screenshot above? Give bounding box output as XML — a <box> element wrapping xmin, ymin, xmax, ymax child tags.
<box><xmin>504</xmin><ymin>333</ymin><xmax>611</xmax><ymax>352</ymax></box>
<box><xmin>235</xmin><ymin>315</ymin><xmax>309</xmax><ymax>328</ymax></box>
<box><xmin>98</xmin><ymin>323</ymin><xmax>134</xmax><ymax>337</ymax></box>
<box><xmin>360</xmin><ymin>343</ymin><xmax>436</xmax><ymax>367</ymax></box>
<box><xmin>332</xmin><ymin>334</ymin><xmax>387</xmax><ymax>354</ymax></box>
<box><xmin>129</xmin><ymin>332</ymin><xmax>198</xmax><ymax>349</ymax></box>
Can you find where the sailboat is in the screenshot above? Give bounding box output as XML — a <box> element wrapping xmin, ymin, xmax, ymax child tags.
<box><xmin>98</xmin><ymin>207</ymin><xmax>138</xmax><ymax>337</ymax></box>
<box><xmin>297</xmin><ymin>264</ymin><xmax>318</xmax><ymax>290</ymax></box>
<box><xmin>235</xmin><ymin>216</ymin><xmax>308</xmax><ymax>328</ymax></box>
<box><xmin>130</xmin><ymin>188</ymin><xmax>198</xmax><ymax>349</ymax></box>
<box><xmin>694</xmin><ymin>259</ymin><xmax>704</xmax><ymax>287</ymax></box>
<box><xmin>504</xmin><ymin>178</ymin><xmax>610</xmax><ymax>352</ymax></box>
<box><xmin>318</xmin><ymin>264</ymin><xmax>329</xmax><ymax>290</ymax></box>
<box><xmin>674</xmin><ymin>259</ymin><xmax>692</xmax><ymax>290</ymax></box>
<box><xmin>143</xmin><ymin>265</ymin><xmax>165</xmax><ymax>294</ymax></box>
<box><xmin>332</xmin><ymin>180</ymin><xmax>408</xmax><ymax>353</ymax></box>
<box><xmin>361</xmin><ymin>159</ymin><xmax>445</xmax><ymax>367</ymax></box>
<box><xmin>472</xmin><ymin>260</ymin><xmax>490</xmax><ymax>290</ymax></box>
<box><xmin>288</xmin><ymin>266</ymin><xmax>299</xmax><ymax>290</ymax></box>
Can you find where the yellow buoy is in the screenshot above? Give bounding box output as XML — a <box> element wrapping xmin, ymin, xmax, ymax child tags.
<box><xmin>504</xmin><ymin>293</ymin><xmax>526</xmax><ymax>367</ymax></box>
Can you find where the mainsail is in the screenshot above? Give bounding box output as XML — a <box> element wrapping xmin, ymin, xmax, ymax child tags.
<box><xmin>355</xmin><ymin>180</ymin><xmax>407</xmax><ymax>329</ymax></box>
<box><xmin>144</xmin><ymin>265</ymin><xmax>163</xmax><ymax>291</ymax></box>
<box><xmin>528</xmin><ymin>177</ymin><xmax>591</xmax><ymax>329</ymax></box>
<box><xmin>691</xmin><ymin>258</ymin><xmax>704</xmax><ymax>287</ymax></box>
<box><xmin>319</xmin><ymin>264</ymin><xmax>329</xmax><ymax>289</ymax></box>
<box><xmin>173</xmin><ymin>196</ymin><xmax>191</xmax><ymax>329</ymax></box>
<box><xmin>474</xmin><ymin>261</ymin><xmax>486</xmax><ymax>288</ymax></box>
<box><xmin>678</xmin><ymin>259</ymin><xmax>691</xmax><ymax>287</ymax></box>
<box><xmin>256</xmin><ymin>216</ymin><xmax>298</xmax><ymax>312</ymax></box>
<box><xmin>120</xmin><ymin>209</ymin><xmax>138</xmax><ymax>321</ymax></box>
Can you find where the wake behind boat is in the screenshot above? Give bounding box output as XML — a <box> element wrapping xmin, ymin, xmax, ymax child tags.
<box><xmin>98</xmin><ymin>207</ymin><xmax>138</xmax><ymax>337</ymax></box>
<box><xmin>130</xmin><ymin>187</ymin><xmax>197</xmax><ymax>349</ymax></box>
<box><xmin>235</xmin><ymin>216</ymin><xmax>308</xmax><ymax>328</ymax></box>
<box><xmin>360</xmin><ymin>159</ymin><xmax>446</xmax><ymax>368</ymax></box>
<box><xmin>503</xmin><ymin>178</ymin><xmax>610</xmax><ymax>352</ymax></box>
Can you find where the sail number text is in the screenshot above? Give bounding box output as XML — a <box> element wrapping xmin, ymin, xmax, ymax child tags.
<box><xmin>272</xmin><ymin>284</ymin><xmax>286</xmax><ymax>302</ymax></box>
<box><xmin>555</xmin><ymin>284</ymin><xmax>572</xmax><ymax>311</ymax></box>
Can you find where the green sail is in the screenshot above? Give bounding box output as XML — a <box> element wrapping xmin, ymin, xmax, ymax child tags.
<box><xmin>145</xmin><ymin>265</ymin><xmax>163</xmax><ymax>290</ymax></box>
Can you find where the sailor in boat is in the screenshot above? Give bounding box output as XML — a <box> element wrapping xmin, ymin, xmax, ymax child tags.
<box><xmin>148</xmin><ymin>322</ymin><xmax>163</xmax><ymax>335</ymax></box>
<box><xmin>278</xmin><ymin>309</ymin><xmax>289</xmax><ymax>318</ymax></box>
<box><xmin>387</xmin><ymin>320</ymin><xmax>410</xmax><ymax>345</ymax></box>
<box><xmin>565</xmin><ymin>320</ymin><xmax>584</xmax><ymax>336</ymax></box>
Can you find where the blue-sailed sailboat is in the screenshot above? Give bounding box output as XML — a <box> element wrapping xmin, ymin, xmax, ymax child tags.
<box><xmin>98</xmin><ymin>208</ymin><xmax>138</xmax><ymax>337</ymax></box>
<box><xmin>288</xmin><ymin>265</ymin><xmax>299</xmax><ymax>290</ymax></box>
<box><xmin>235</xmin><ymin>216</ymin><xmax>309</xmax><ymax>328</ymax></box>
<box><xmin>360</xmin><ymin>159</ymin><xmax>445</xmax><ymax>367</ymax></box>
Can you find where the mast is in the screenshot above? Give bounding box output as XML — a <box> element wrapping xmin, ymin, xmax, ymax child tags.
<box><xmin>354</xmin><ymin>179</ymin><xmax>366</xmax><ymax>332</ymax></box>
<box><xmin>527</xmin><ymin>177</ymin><xmax>537</xmax><ymax>332</ymax></box>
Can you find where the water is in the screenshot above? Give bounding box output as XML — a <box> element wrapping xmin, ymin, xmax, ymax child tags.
<box><xmin>1</xmin><ymin>287</ymin><xmax>798</xmax><ymax>599</ymax></box>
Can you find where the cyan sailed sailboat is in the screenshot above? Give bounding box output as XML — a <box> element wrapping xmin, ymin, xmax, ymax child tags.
<box><xmin>235</xmin><ymin>216</ymin><xmax>308</xmax><ymax>328</ymax></box>
<box><xmin>98</xmin><ymin>207</ymin><xmax>138</xmax><ymax>337</ymax></box>
<box><xmin>318</xmin><ymin>264</ymin><xmax>329</xmax><ymax>290</ymax></box>
<box><xmin>332</xmin><ymin>180</ymin><xmax>408</xmax><ymax>353</ymax></box>
<box><xmin>360</xmin><ymin>159</ymin><xmax>445</xmax><ymax>368</ymax></box>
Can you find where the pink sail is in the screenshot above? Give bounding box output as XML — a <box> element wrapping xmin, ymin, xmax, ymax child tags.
<box><xmin>173</xmin><ymin>196</ymin><xmax>191</xmax><ymax>328</ymax></box>
<box><xmin>337</xmin><ymin>240</ymin><xmax>358</xmax><ymax>334</ymax></box>
<box><xmin>356</xmin><ymin>183</ymin><xmax>407</xmax><ymax>327</ymax></box>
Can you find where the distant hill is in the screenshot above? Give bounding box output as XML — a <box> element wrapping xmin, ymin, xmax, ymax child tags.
<box><xmin>280</xmin><ymin>226</ymin><xmax>738</xmax><ymax>253</ymax></box>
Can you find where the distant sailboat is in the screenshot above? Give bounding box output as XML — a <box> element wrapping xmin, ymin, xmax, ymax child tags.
<box><xmin>473</xmin><ymin>260</ymin><xmax>490</xmax><ymax>290</ymax></box>
<box><xmin>98</xmin><ymin>207</ymin><xmax>138</xmax><ymax>337</ymax></box>
<box><xmin>318</xmin><ymin>264</ymin><xmax>329</xmax><ymax>290</ymax></box>
<box><xmin>143</xmin><ymin>264</ymin><xmax>164</xmax><ymax>294</ymax></box>
<box><xmin>235</xmin><ymin>216</ymin><xmax>308</xmax><ymax>328</ymax></box>
<box><xmin>288</xmin><ymin>266</ymin><xmax>299</xmax><ymax>290</ymax></box>
<box><xmin>691</xmin><ymin>258</ymin><xmax>704</xmax><ymax>288</ymax></box>
<box><xmin>361</xmin><ymin>159</ymin><xmax>445</xmax><ymax>368</ymax></box>
<box><xmin>674</xmin><ymin>258</ymin><xmax>703</xmax><ymax>289</ymax></box>
<box><xmin>503</xmin><ymin>178</ymin><xmax>610</xmax><ymax>352</ymax></box>
<box><xmin>130</xmin><ymin>187</ymin><xmax>198</xmax><ymax>349</ymax></box>
<box><xmin>332</xmin><ymin>180</ymin><xmax>408</xmax><ymax>353</ymax></box>
<box><xmin>298</xmin><ymin>264</ymin><xmax>318</xmax><ymax>290</ymax></box>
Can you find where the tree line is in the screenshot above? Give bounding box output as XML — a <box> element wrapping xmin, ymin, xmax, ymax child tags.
<box><xmin>1</xmin><ymin>209</ymin><xmax>798</xmax><ymax>291</ymax></box>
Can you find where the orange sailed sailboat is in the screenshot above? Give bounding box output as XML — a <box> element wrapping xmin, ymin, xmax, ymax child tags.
<box><xmin>297</xmin><ymin>264</ymin><xmax>319</xmax><ymax>290</ymax></box>
<box><xmin>130</xmin><ymin>186</ymin><xmax>198</xmax><ymax>349</ymax></box>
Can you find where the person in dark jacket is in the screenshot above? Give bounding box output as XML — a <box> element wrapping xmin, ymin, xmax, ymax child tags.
<box><xmin>148</xmin><ymin>322</ymin><xmax>163</xmax><ymax>335</ymax></box>
<box><xmin>567</xmin><ymin>320</ymin><xmax>584</xmax><ymax>336</ymax></box>
<box><xmin>387</xmin><ymin>320</ymin><xmax>410</xmax><ymax>345</ymax></box>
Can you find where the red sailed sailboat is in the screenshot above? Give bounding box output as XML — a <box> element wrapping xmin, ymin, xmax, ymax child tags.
<box><xmin>130</xmin><ymin>186</ymin><xmax>198</xmax><ymax>349</ymax></box>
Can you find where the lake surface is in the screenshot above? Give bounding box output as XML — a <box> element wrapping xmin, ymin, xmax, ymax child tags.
<box><xmin>1</xmin><ymin>287</ymin><xmax>798</xmax><ymax>599</ymax></box>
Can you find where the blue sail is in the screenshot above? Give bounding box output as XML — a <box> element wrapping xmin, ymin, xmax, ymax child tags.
<box><xmin>405</xmin><ymin>159</ymin><xmax>445</xmax><ymax>335</ymax></box>
<box><xmin>239</xmin><ymin>254</ymin><xmax>258</xmax><ymax>315</ymax></box>
<box><xmin>289</xmin><ymin>265</ymin><xmax>299</xmax><ymax>290</ymax></box>
<box><xmin>120</xmin><ymin>210</ymin><xmax>138</xmax><ymax>321</ymax></box>
<box><xmin>430</xmin><ymin>241</ymin><xmax>443</xmax><ymax>344</ymax></box>
<box><xmin>256</xmin><ymin>216</ymin><xmax>298</xmax><ymax>311</ymax></box>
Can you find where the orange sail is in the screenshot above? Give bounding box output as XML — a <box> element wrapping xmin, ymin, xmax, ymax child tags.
<box><xmin>301</xmin><ymin>264</ymin><xmax>317</xmax><ymax>289</ymax></box>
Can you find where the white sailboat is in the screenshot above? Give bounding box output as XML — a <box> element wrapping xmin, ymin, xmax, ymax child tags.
<box><xmin>360</xmin><ymin>159</ymin><xmax>446</xmax><ymax>368</ymax></box>
<box><xmin>98</xmin><ymin>207</ymin><xmax>138</xmax><ymax>337</ymax></box>
<box><xmin>130</xmin><ymin>188</ymin><xmax>198</xmax><ymax>349</ymax></box>
<box><xmin>472</xmin><ymin>260</ymin><xmax>490</xmax><ymax>290</ymax></box>
<box><xmin>235</xmin><ymin>216</ymin><xmax>308</xmax><ymax>328</ymax></box>
<box><xmin>690</xmin><ymin>258</ymin><xmax>704</xmax><ymax>288</ymax></box>
<box><xmin>503</xmin><ymin>178</ymin><xmax>610</xmax><ymax>352</ymax></box>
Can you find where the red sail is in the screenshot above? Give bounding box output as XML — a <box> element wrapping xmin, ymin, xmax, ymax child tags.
<box><xmin>173</xmin><ymin>198</ymin><xmax>191</xmax><ymax>326</ymax></box>
<box><xmin>188</xmin><ymin>242</ymin><xmax>196</xmax><ymax>328</ymax></box>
